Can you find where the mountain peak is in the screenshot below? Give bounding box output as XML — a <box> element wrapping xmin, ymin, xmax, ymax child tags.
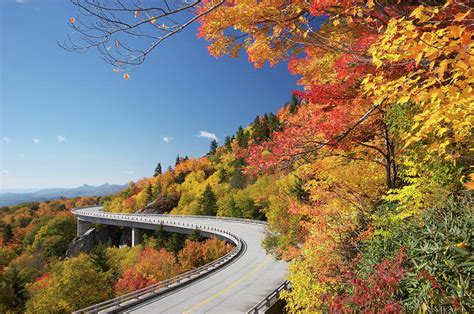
<box><xmin>0</xmin><ymin>183</ymin><xmax>127</xmax><ymax>207</ymax></box>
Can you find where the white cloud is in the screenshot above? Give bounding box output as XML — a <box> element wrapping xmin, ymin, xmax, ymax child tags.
<box><xmin>162</xmin><ymin>136</ymin><xmax>173</xmax><ymax>142</ymax></box>
<box><xmin>127</xmin><ymin>170</ymin><xmax>134</xmax><ymax>174</ymax></box>
<box><xmin>2</xmin><ymin>137</ymin><xmax>10</xmax><ymax>143</ymax></box>
<box><xmin>33</xmin><ymin>138</ymin><xmax>40</xmax><ymax>143</ymax></box>
<box><xmin>198</xmin><ymin>131</ymin><xmax>218</xmax><ymax>141</ymax></box>
<box><xmin>57</xmin><ymin>135</ymin><xmax>66</xmax><ymax>142</ymax></box>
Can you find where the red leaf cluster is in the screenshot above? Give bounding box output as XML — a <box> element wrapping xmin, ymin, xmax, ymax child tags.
<box><xmin>331</xmin><ymin>248</ymin><xmax>406</xmax><ymax>313</ymax></box>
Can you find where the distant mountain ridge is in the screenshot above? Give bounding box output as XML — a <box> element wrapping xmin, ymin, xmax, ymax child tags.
<box><xmin>0</xmin><ymin>183</ymin><xmax>127</xmax><ymax>207</ymax></box>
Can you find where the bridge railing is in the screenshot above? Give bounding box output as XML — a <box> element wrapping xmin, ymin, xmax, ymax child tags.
<box><xmin>71</xmin><ymin>206</ymin><xmax>267</xmax><ymax>226</ymax></box>
<box><xmin>72</xmin><ymin>208</ymin><xmax>245</xmax><ymax>313</ymax></box>
<box><xmin>247</xmin><ymin>280</ymin><xmax>291</xmax><ymax>314</ymax></box>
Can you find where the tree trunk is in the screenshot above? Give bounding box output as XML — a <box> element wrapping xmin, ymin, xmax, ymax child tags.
<box><xmin>383</xmin><ymin>124</ymin><xmax>398</xmax><ymax>189</ymax></box>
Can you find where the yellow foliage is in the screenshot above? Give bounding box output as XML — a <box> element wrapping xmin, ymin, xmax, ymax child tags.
<box><xmin>365</xmin><ymin>5</ymin><xmax>473</xmax><ymax>162</ymax></box>
<box><xmin>279</xmin><ymin>154</ymin><xmax>386</xmax><ymax>311</ymax></box>
<box><xmin>26</xmin><ymin>254</ymin><xmax>112</xmax><ymax>313</ymax></box>
<box><xmin>105</xmin><ymin>246</ymin><xmax>141</xmax><ymax>275</ymax></box>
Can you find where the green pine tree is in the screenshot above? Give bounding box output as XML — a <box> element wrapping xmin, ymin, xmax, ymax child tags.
<box><xmin>226</xmin><ymin>198</ymin><xmax>242</xmax><ymax>218</ymax></box>
<box><xmin>90</xmin><ymin>242</ymin><xmax>111</xmax><ymax>273</ymax></box>
<box><xmin>268</xmin><ymin>113</ymin><xmax>280</xmax><ymax>132</ymax></box>
<box><xmin>165</xmin><ymin>233</ymin><xmax>185</xmax><ymax>254</ymax></box>
<box><xmin>154</xmin><ymin>162</ymin><xmax>162</xmax><ymax>177</ymax></box>
<box><xmin>2</xmin><ymin>223</ymin><xmax>13</xmax><ymax>244</ymax></box>
<box><xmin>209</xmin><ymin>139</ymin><xmax>218</xmax><ymax>155</ymax></box>
<box><xmin>145</xmin><ymin>183</ymin><xmax>154</xmax><ymax>204</ymax></box>
<box><xmin>289</xmin><ymin>94</ymin><xmax>300</xmax><ymax>114</ymax></box>
<box><xmin>252</xmin><ymin>115</ymin><xmax>264</xmax><ymax>142</ymax></box>
<box><xmin>197</xmin><ymin>185</ymin><xmax>219</xmax><ymax>216</ymax></box>
<box><xmin>188</xmin><ymin>228</ymin><xmax>202</xmax><ymax>241</ymax></box>
<box><xmin>153</xmin><ymin>226</ymin><xmax>169</xmax><ymax>249</ymax></box>
<box><xmin>236</xmin><ymin>126</ymin><xmax>249</xmax><ymax>148</ymax></box>
<box><xmin>224</xmin><ymin>135</ymin><xmax>232</xmax><ymax>151</ymax></box>
<box><xmin>153</xmin><ymin>181</ymin><xmax>162</xmax><ymax>197</ymax></box>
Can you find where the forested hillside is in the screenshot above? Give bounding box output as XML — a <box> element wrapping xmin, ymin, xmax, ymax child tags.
<box><xmin>0</xmin><ymin>198</ymin><xmax>232</xmax><ymax>312</ymax></box>
<box><xmin>0</xmin><ymin>197</ymin><xmax>99</xmax><ymax>311</ymax></box>
<box><xmin>96</xmin><ymin>1</ymin><xmax>473</xmax><ymax>311</ymax></box>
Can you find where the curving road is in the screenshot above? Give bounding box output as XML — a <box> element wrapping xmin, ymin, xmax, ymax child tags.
<box><xmin>72</xmin><ymin>207</ymin><xmax>287</xmax><ymax>314</ymax></box>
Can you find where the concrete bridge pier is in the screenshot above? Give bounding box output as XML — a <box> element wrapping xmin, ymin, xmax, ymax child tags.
<box><xmin>131</xmin><ymin>227</ymin><xmax>143</xmax><ymax>247</ymax></box>
<box><xmin>77</xmin><ymin>219</ymin><xmax>93</xmax><ymax>237</ymax></box>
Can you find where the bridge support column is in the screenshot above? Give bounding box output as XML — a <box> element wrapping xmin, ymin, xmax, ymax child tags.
<box><xmin>131</xmin><ymin>228</ymin><xmax>143</xmax><ymax>247</ymax></box>
<box><xmin>77</xmin><ymin>219</ymin><xmax>93</xmax><ymax>237</ymax></box>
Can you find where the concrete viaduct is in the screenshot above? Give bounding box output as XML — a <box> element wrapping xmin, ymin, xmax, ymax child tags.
<box><xmin>72</xmin><ymin>206</ymin><xmax>288</xmax><ymax>313</ymax></box>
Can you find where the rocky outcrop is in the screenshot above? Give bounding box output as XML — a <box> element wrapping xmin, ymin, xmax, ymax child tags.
<box><xmin>119</xmin><ymin>228</ymin><xmax>132</xmax><ymax>247</ymax></box>
<box><xmin>66</xmin><ymin>225</ymin><xmax>123</xmax><ymax>258</ymax></box>
<box><xmin>138</xmin><ymin>192</ymin><xmax>179</xmax><ymax>214</ymax></box>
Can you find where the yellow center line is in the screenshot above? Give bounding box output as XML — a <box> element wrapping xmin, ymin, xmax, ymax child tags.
<box><xmin>182</xmin><ymin>256</ymin><xmax>271</xmax><ymax>314</ymax></box>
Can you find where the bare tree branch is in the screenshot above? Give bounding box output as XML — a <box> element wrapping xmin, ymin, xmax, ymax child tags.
<box><xmin>59</xmin><ymin>0</ymin><xmax>225</xmax><ymax>70</ymax></box>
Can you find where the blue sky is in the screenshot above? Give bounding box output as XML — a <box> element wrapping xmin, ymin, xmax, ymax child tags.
<box><xmin>0</xmin><ymin>0</ymin><xmax>299</xmax><ymax>190</ymax></box>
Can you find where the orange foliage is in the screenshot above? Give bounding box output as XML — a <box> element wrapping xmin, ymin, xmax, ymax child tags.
<box><xmin>177</xmin><ymin>239</ymin><xmax>205</xmax><ymax>272</ymax></box>
<box><xmin>174</xmin><ymin>157</ymin><xmax>212</xmax><ymax>176</ymax></box>
<box><xmin>178</xmin><ymin>237</ymin><xmax>233</xmax><ymax>272</ymax></box>
<box><xmin>115</xmin><ymin>237</ymin><xmax>233</xmax><ymax>295</ymax></box>
<box><xmin>115</xmin><ymin>247</ymin><xmax>178</xmax><ymax>295</ymax></box>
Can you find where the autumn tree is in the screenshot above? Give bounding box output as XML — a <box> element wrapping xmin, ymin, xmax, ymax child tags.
<box><xmin>31</xmin><ymin>215</ymin><xmax>76</xmax><ymax>258</ymax></box>
<box><xmin>177</xmin><ymin>239</ymin><xmax>205</xmax><ymax>272</ymax></box>
<box><xmin>105</xmin><ymin>246</ymin><xmax>141</xmax><ymax>280</ymax></box>
<box><xmin>5</xmin><ymin>253</ymin><xmax>47</xmax><ymax>297</ymax></box>
<box><xmin>115</xmin><ymin>247</ymin><xmax>178</xmax><ymax>295</ymax></box>
<box><xmin>201</xmin><ymin>237</ymin><xmax>233</xmax><ymax>263</ymax></box>
<box><xmin>26</xmin><ymin>254</ymin><xmax>112</xmax><ymax>313</ymax></box>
